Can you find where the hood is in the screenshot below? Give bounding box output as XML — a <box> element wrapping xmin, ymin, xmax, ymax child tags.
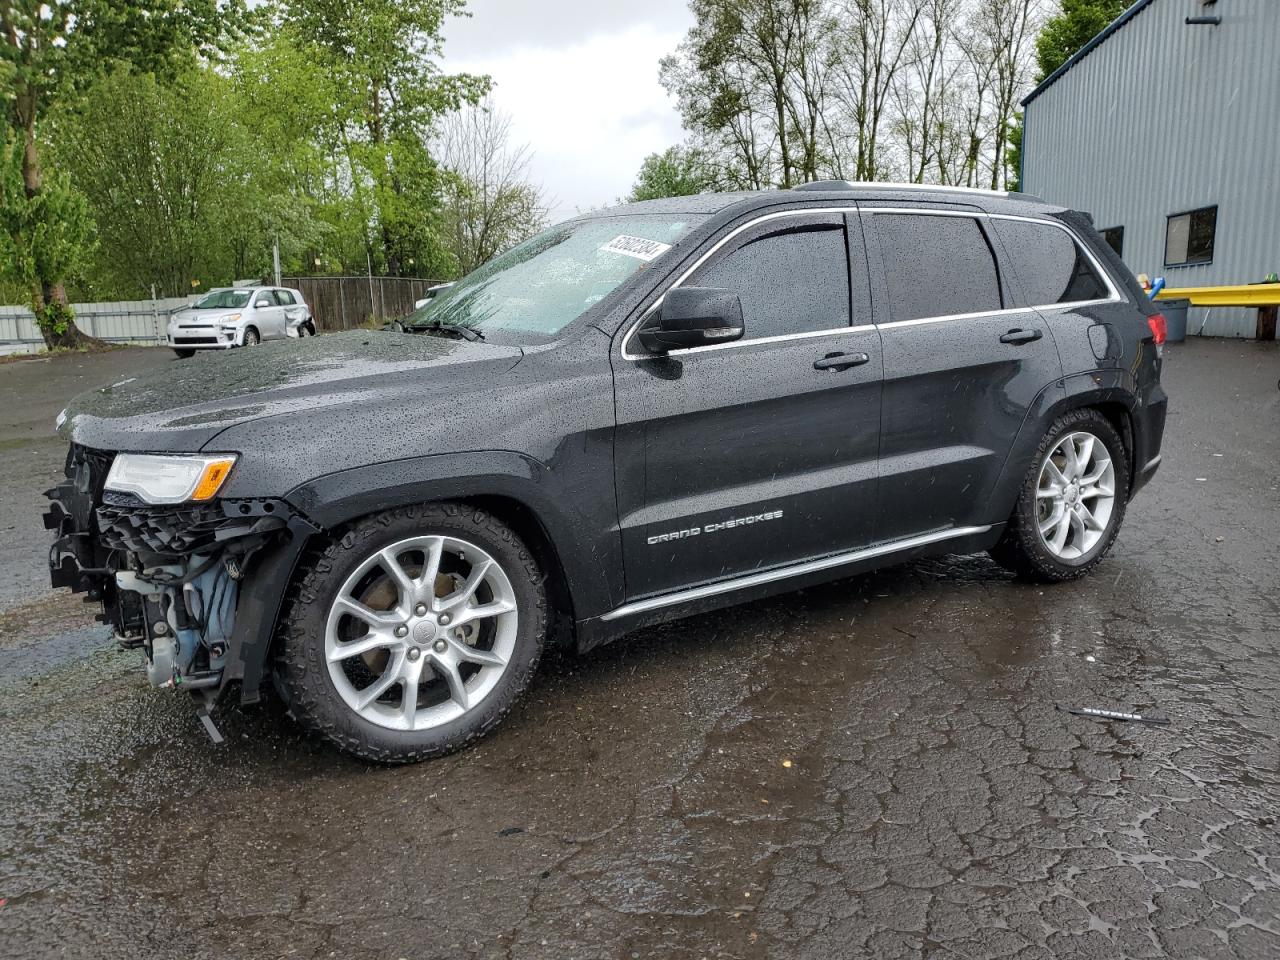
<box><xmin>60</xmin><ymin>330</ymin><xmax>524</xmax><ymax>452</ymax></box>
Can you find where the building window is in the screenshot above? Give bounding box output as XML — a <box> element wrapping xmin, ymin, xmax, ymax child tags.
<box><xmin>1165</xmin><ymin>206</ymin><xmax>1217</xmax><ymax>267</ymax></box>
<box><xmin>1101</xmin><ymin>226</ymin><xmax>1124</xmax><ymax>257</ymax></box>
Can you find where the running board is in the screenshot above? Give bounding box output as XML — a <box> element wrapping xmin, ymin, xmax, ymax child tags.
<box><xmin>602</xmin><ymin>525</ymin><xmax>992</xmax><ymax>622</ymax></box>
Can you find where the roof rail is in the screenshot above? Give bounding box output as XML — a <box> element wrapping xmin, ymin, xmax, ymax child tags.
<box><xmin>793</xmin><ymin>179</ymin><xmax>1009</xmax><ymax>198</ymax></box>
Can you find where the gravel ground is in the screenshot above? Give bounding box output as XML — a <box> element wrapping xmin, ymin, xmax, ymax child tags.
<box><xmin>0</xmin><ymin>338</ymin><xmax>1277</xmax><ymax>959</ymax></box>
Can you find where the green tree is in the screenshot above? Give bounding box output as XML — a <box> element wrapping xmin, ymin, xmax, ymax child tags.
<box><xmin>54</xmin><ymin>68</ymin><xmax>239</xmax><ymax>298</ymax></box>
<box><xmin>283</xmin><ymin>0</ymin><xmax>488</xmax><ymax>277</ymax></box>
<box><xmin>1007</xmin><ymin>0</ymin><xmax>1125</xmax><ymax>190</ymax></box>
<box><xmin>626</xmin><ymin>145</ymin><xmax>718</xmax><ymax>202</ymax></box>
<box><xmin>57</xmin><ymin>62</ymin><xmax>335</xmax><ymax>297</ymax></box>
<box><xmin>0</xmin><ymin>132</ymin><xmax>93</xmax><ymax>340</ymax></box>
<box><xmin>1035</xmin><ymin>0</ymin><xmax>1128</xmax><ymax>80</ymax></box>
<box><xmin>1</xmin><ymin>0</ymin><xmax>244</xmax><ymax>346</ymax></box>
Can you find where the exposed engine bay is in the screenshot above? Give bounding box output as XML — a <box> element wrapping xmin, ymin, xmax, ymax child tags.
<box><xmin>44</xmin><ymin>444</ymin><xmax>303</xmax><ymax>710</ymax></box>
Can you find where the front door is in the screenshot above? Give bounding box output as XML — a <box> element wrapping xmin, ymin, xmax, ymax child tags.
<box><xmin>862</xmin><ymin>206</ymin><xmax>1065</xmax><ymax>541</ymax></box>
<box><xmin>252</xmin><ymin>291</ymin><xmax>282</xmax><ymax>339</ymax></box>
<box><xmin>612</xmin><ymin>210</ymin><xmax>884</xmax><ymax>600</ymax></box>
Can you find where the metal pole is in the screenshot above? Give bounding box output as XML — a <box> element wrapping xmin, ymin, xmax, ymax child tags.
<box><xmin>273</xmin><ymin>238</ymin><xmax>282</xmax><ymax>288</ymax></box>
<box><xmin>366</xmin><ymin>252</ymin><xmax>376</xmax><ymax>323</ymax></box>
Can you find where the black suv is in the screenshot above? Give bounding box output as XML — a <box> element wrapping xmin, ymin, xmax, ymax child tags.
<box><xmin>45</xmin><ymin>183</ymin><xmax>1167</xmax><ymax>762</ymax></box>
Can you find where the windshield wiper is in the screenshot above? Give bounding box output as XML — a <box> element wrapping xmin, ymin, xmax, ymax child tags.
<box><xmin>412</xmin><ymin>320</ymin><xmax>485</xmax><ymax>342</ymax></box>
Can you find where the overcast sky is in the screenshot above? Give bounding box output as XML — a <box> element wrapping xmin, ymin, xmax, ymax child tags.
<box><xmin>443</xmin><ymin>0</ymin><xmax>695</xmax><ymax>221</ymax></box>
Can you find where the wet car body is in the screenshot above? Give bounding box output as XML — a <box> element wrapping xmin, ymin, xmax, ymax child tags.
<box><xmin>44</xmin><ymin>184</ymin><xmax>1167</xmax><ymax>748</ymax></box>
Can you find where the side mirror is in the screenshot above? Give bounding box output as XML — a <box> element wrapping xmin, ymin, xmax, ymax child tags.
<box><xmin>637</xmin><ymin>287</ymin><xmax>745</xmax><ymax>354</ymax></box>
<box><xmin>414</xmin><ymin>297</ymin><xmax>430</xmax><ymax>310</ymax></box>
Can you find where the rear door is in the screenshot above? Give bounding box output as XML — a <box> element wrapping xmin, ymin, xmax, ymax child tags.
<box><xmin>612</xmin><ymin>209</ymin><xmax>883</xmax><ymax>599</ymax></box>
<box><xmin>985</xmin><ymin>216</ymin><xmax>1125</xmax><ymax>379</ymax></box>
<box><xmin>275</xmin><ymin>288</ymin><xmax>307</xmax><ymax>332</ymax></box>
<box><xmin>863</xmin><ymin>205</ymin><xmax>1065</xmax><ymax>541</ymax></box>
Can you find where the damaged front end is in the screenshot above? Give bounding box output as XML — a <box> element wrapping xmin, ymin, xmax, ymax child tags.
<box><xmin>45</xmin><ymin>444</ymin><xmax>316</xmax><ymax>712</ymax></box>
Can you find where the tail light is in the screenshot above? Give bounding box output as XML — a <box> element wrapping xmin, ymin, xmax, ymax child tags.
<box><xmin>1147</xmin><ymin>312</ymin><xmax>1167</xmax><ymax>345</ymax></box>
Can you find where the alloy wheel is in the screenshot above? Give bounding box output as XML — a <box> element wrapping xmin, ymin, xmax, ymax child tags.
<box><xmin>324</xmin><ymin>535</ymin><xmax>518</xmax><ymax>731</ymax></box>
<box><xmin>1035</xmin><ymin>430</ymin><xmax>1116</xmax><ymax>560</ymax></box>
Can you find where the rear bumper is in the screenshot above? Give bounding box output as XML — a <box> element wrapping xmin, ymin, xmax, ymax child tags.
<box><xmin>1129</xmin><ymin>383</ymin><xmax>1167</xmax><ymax>498</ymax></box>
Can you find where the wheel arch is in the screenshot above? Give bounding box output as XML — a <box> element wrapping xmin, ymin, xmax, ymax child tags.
<box><xmin>285</xmin><ymin>451</ymin><xmax>616</xmax><ymax>622</ymax></box>
<box><xmin>986</xmin><ymin>371</ymin><xmax>1140</xmax><ymax>524</ymax></box>
<box><xmin>229</xmin><ymin>454</ymin><xmax>616</xmax><ymax>704</ymax></box>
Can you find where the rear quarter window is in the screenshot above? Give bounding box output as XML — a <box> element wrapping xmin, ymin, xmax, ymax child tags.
<box><xmin>992</xmin><ymin>219</ymin><xmax>1112</xmax><ymax>307</ymax></box>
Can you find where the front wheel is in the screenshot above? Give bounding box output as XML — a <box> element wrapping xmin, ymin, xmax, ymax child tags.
<box><xmin>990</xmin><ymin>409</ymin><xmax>1130</xmax><ymax>582</ymax></box>
<box><xmin>242</xmin><ymin>326</ymin><xmax>260</xmax><ymax>346</ymax></box>
<box><xmin>172</xmin><ymin>348</ymin><xmax>195</xmax><ymax>359</ymax></box>
<box><xmin>275</xmin><ymin>503</ymin><xmax>548</xmax><ymax>763</ymax></box>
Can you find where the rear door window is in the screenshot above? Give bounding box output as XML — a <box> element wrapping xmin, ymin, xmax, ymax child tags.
<box><xmin>871</xmin><ymin>214</ymin><xmax>1002</xmax><ymax>322</ymax></box>
<box><xmin>274</xmin><ymin>290</ymin><xmax>296</xmax><ymax>306</ymax></box>
<box><xmin>991</xmin><ymin>219</ymin><xmax>1112</xmax><ymax>306</ymax></box>
<box><xmin>687</xmin><ymin>216</ymin><xmax>851</xmax><ymax>340</ymax></box>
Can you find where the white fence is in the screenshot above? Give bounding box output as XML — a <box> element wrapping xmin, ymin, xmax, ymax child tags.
<box><xmin>0</xmin><ymin>297</ymin><xmax>194</xmax><ymax>349</ymax></box>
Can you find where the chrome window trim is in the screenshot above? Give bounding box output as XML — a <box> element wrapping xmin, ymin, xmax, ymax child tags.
<box><xmin>620</xmin><ymin>206</ymin><xmax>858</xmax><ymax>360</ymax></box>
<box><xmin>863</xmin><ymin>207</ymin><xmax>1122</xmax><ymax>313</ymax></box>
<box><xmin>601</xmin><ymin>524</ymin><xmax>992</xmax><ymax>621</ymax></box>
<box><xmin>665</xmin><ymin>322</ymin><xmax>878</xmax><ymax>356</ymax></box>
<box><xmin>620</xmin><ymin>206</ymin><xmax>1123</xmax><ymax>360</ymax></box>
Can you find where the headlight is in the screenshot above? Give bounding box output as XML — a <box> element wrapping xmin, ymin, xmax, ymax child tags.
<box><xmin>105</xmin><ymin>454</ymin><xmax>238</xmax><ymax>504</ymax></box>
<box><xmin>221</xmin><ymin>314</ymin><xmax>241</xmax><ymax>325</ymax></box>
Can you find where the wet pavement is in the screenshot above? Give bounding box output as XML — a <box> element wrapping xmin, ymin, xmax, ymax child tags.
<box><xmin>1</xmin><ymin>339</ymin><xmax>1278</xmax><ymax>959</ymax></box>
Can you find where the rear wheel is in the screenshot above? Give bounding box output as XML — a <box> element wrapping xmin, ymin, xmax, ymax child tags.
<box><xmin>275</xmin><ymin>503</ymin><xmax>548</xmax><ymax>763</ymax></box>
<box><xmin>990</xmin><ymin>408</ymin><xmax>1129</xmax><ymax>582</ymax></box>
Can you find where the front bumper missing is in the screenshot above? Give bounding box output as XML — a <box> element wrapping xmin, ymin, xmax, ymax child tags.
<box><xmin>45</xmin><ymin>445</ymin><xmax>318</xmax><ymax>701</ymax></box>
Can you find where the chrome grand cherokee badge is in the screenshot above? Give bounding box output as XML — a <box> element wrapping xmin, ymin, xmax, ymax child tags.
<box><xmin>647</xmin><ymin>509</ymin><xmax>784</xmax><ymax>545</ymax></box>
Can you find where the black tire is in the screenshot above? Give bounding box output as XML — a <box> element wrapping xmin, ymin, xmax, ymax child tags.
<box><xmin>989</xmin><ymin>408</ymin><xmax>1130</xmax><ymax>583</ymax></box>
<box><xmin>242</xmin><ymin>326</ymin><xmax>260</xmax><ymax>346</ymax></box>
<box><xmin>172</xmin><ymin>348</ymin><xmax>195</xmax><ymax>359</ymax></box>
<box><xmin>275</xmin><ymin>502</ymin><xmax>548</xmax><ymax>763</ymax></box>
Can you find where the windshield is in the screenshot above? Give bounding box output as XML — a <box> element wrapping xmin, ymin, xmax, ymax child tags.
<box><xmin>193</xmin><ymin>290</ymin><xmax>251</xmax><ymax>309</ymax></box>
<box><xmin>407</xmin><ymin>215</ymin><xmax>703</xmax><ymax>340</ymax></box>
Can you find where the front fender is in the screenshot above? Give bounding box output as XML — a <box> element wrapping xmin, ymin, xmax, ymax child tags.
<box><xmin>285</xmin><ymin>450</ymin><xmax>622</xmax><ymax>620</ymax></box>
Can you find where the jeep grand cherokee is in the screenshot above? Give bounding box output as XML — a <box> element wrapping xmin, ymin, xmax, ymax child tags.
<box><xmin>44</xmin><ymin>183</ymin><xmax>1167</xmax><ymax>763</ymax></box>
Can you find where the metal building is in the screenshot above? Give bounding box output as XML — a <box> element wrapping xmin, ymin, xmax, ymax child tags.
<box><xmin>1021</xmin><ymin>0</ymin><xmax>1279</xmax><ymax>338</ymax></box>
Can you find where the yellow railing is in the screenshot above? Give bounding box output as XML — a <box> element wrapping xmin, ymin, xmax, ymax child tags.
<box><xmin>1155</xmin><ymin>284</ymin><xmax>1280</xmax><ymax>307</ymax></box>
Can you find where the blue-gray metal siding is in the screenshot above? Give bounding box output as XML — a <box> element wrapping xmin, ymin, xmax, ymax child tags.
<box><xmin>1022</xmin><ymin>0</ymin><xmax>1280</xmax><ymax>338</ymax></box>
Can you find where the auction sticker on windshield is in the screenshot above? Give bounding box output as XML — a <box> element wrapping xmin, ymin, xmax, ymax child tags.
<box><xmin>601</xmin><ymin>235</ymin><xmax>673</xmax><ymax>262</ymax></box>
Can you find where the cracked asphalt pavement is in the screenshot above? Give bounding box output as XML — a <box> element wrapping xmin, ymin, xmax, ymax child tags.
<box><xmin>1</xmin><ymin>340</ymin><xmax>1277</xmax><ymax>959</ymax></box>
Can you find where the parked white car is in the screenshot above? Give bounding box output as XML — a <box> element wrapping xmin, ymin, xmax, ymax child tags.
<box><xmin>413</xmin><ymin>281</ymin><xmax>455</xmax><ymax>310</ymax></box>
<box><xmin>167</xmin><ymin>286</ymin><xmax>315</xmax><ymax>358</ymax></box>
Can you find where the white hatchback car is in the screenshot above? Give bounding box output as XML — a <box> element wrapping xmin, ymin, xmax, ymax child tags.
<box><xmin>167</xmin><ymin>286</ymin><xmax>315</xmax><ymax>357</ymax></box>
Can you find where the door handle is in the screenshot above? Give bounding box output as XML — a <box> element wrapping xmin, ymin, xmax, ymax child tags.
<box><xmin>999</xmin><ymin>328</ymin><xmax>1043</xmax><ymax>345</ymax></box>
<box><xmin>813</xmin><ymin>351</ymin><xmax>870</xmax><ymax>372</ymax></box>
